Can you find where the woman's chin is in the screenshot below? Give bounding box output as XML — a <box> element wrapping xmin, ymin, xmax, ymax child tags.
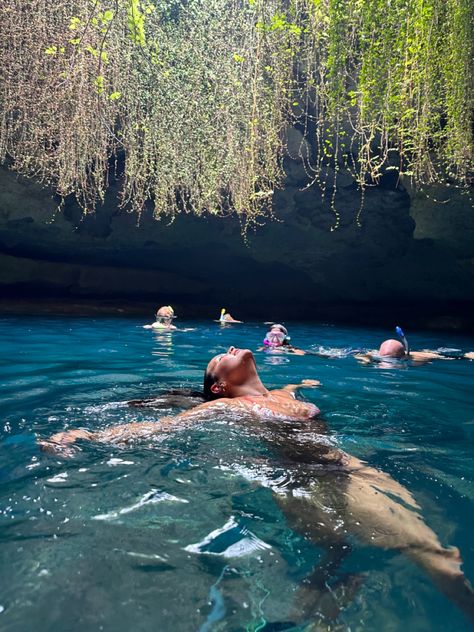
<box><xmin>238</xmin><ymin>348</ymin><xmax>254</xmax><ymax>360</ymax></box>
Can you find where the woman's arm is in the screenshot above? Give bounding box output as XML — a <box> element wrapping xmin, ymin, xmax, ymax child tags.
<box><xmin>287</xmin><ymin>346</ymin><xmax>306</xmax><ymax>356</ymax></box>
<box><xmin>40</xmin><ymin>399</ymin><xmax>231</xmax><ymax>454</ymax></box>
<box><xmin>282</xmin><ymin>379</ymin><xmax>321</xmax><ymax>394</ymax></box>
<box><xmin>354</xmin><ymin>352</ymin><xmax>373</xmax><ymax>364</ymax></box>
<box><xmin>410</xmin><ymin>350</ymin><xmax>453</xmax><ymax>363</ymax></box>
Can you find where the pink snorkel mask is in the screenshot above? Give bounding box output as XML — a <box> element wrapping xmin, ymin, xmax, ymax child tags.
<box><xmin>264</xmin><ymin>330</ymin><xmax>288</xmax><ymax>347</ymax></box>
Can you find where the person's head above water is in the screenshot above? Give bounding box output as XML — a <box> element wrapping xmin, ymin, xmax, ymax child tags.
<box><xmin>204</xmin><ymin>347</ymin><xmax>267</xmax><ymax>400</ymax></box>
<box><xmin>219</xmin><ymin>309</ymin><xmax>241</xmax><ymax>323</ymax></box>
<box><xmin>270</xmin><ymin>324</ymin><xmax>288</xmax><ymax>336</ymax></box>
<box><xmin>264</xmin><ymin>323</ymin><xmax>289</xmax><ymax>347</ymax></box>
<box><xmin>378</xmin><ymin>339</ymin><xmax>407</xmax><ymax>358</ymax></box>
<box><xmin>156</xmin><ymin>305</ymin><xmax>175</xmax><ymax>324</ymax></box>
<box><xmin>264</xmin><ymin>331</ymin><xmax>286</xmax><ymax>347</ymax></box>
<box><xmin>157</xmin><ymin>305</ymin><xmax>174</xmax><ymax>318</ymax></box>
<box><xmin>265</xmin><ymin>325</ymin><xmax>286</xmax><ymax>345</ymax></box>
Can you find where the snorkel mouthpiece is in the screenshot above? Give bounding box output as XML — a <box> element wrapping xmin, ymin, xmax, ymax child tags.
<box><xmin>395</xmin><ymin>325</ymin><xmax>409</xmax><ymax>354</ymax></box>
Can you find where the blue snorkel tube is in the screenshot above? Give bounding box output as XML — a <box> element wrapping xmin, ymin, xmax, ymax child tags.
<box><xmin>395</xmin><ymin>326</ymin><xmax>409</xmax><ymax>354</ymax></box>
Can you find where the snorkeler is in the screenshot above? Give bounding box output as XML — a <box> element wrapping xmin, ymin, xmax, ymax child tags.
<box><xmin>144</xmin><ymin>305</ymin><xmax>178</xmax><ymax>331</ymax></box>
<box><xmin>217</xmin><ymin>308</ymin><xmax>243</xmax><ymax>324</ymax></box>
<box><xmin>41</xmin><ymin>347</ymin><xmax>474</xmax><ymax>621</ymax></box>
<box><xmin>355</xmin><ymin>326</ymin><xmax>473</xmax><ymax>365</ymax></box>
<box><xmin>258</xmin><ymin>323</ymin><xmax>305</xmax><ymax>355</ymax></box>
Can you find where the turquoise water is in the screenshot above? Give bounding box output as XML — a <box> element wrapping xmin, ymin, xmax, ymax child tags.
<box><xmin>0</xmin><ymin>316</ymin><xmax>473</xmax><ymax>631</ymax></box>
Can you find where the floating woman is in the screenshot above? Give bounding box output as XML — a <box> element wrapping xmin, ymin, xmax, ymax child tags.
<box><xmin>41</xmin><ymin>347</ymin><xmax>474</xmax><ymax>622</ymax></box>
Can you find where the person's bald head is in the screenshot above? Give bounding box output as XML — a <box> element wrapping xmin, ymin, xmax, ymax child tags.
<box><xmin>378</xmin><ymin>339</ymin><xmax>406</xmax><ymax>358</ymax></box>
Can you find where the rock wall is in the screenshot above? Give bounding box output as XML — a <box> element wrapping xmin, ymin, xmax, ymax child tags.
<box><xmin>0</xmin><ymin>146</ymin><xmax>473</xmax><ymax>327</ymax></box>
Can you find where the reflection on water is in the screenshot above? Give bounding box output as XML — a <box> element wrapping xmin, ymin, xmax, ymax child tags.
<box><xmin>152</xmin><ymin>330</ymin><xmax>175</xmax><ymax>358</ymax></box>
<box><xmin>262</xmin><ymin>353</ymin><xmax>290</xmax><ymax>366</ymax></box>
<box><xmin>0</xmin><ymin>317</ymin><xmax>473</xmax><ymax>631</ymax></box>
<box><xmin>185</xmin><ymin>516</ymin><xmax>272</xmax><ymax>558</ymax></box>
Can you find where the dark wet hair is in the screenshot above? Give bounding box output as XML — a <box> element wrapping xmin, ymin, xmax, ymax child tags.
<box><xmin>203</xmin><ymin>369</ymin><xmax>219</xmax><ymax>401</ymax></box>
<box><xmin>128</xmin><ymin>388</ymin><xmax>204</xmax><ymax>410</ymax></box>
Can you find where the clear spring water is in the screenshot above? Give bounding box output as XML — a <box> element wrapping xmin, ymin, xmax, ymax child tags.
<box><xmin>0</xmin><ymin>316</ymin><xmax>473</xmax><ymax>632</ymax></box>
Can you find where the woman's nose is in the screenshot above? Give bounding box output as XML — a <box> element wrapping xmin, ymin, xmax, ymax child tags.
<box><xmin>227</xmin><ymin>346</ymin><xmax>235</xmax><ymax>354</ymax></box>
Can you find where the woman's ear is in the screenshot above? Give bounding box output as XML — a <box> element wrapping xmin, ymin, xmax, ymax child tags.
<box><xmin>210</xmin><ymin>381</ymin><xmax>226</xmax><ymax>396</ymax></box>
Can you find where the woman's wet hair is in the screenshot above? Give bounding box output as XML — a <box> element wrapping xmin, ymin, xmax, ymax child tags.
<box><xmin>128</xmin><ymin>387</ymin><xmax>204</xmax><ymax>410</ymax></box>
<box><xmin>203</xmin><ymin>369</ymin><xmax>220</xmax><ymax>401</ymax></box>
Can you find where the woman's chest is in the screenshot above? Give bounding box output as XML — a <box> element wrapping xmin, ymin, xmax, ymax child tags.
<box><xmin>242</xmin><ymin>395</ymin><xmax>319</xmax><ymax>420</ymax></box>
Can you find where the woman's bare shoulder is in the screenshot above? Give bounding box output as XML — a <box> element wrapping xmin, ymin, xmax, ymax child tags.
<box><xmin>177</xmin><ymin>397</ymin><xmax>247</xmax><ymax>418</ymax></box>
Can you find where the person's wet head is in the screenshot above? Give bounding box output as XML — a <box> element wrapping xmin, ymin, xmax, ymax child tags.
<box><xmin>271</xmin><ymin>324</ymin><xmax>288</xmax><ymax>336</ymax></box>
<box><xmin>265</xmin><ymin>330</ymin><xmax>286</xmax><ymax>347</ymax></box>
<box><xmin>378</xmin><ymin>339</ymin><xmax>407</xmax><ymax>358</ymax></box>
<box><xmin>264</xmin><ymin>324</ymin><xmax>289</xmax><ymax>347</ymax></box>
<box><xmin>204</xmin><ymin>347</ymin><xmax>266</xmax><ymax>400</ymax></box>
<box><xmin>156</xmin><ymin>305</ymin><xmax>175</xmax><ymax>326</ymax></box>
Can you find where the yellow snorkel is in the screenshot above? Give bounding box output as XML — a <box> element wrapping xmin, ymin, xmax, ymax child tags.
<box><xmin>220</xmin><ymin>308</ymin><xmax>226</xmax><ymax>323</ymax></box>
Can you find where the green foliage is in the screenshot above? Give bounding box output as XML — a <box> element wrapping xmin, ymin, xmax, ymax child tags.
<box><xmin>0</xmin><ymin>0</ymin><xmax>472</xmax><ymax>226</ymax></box>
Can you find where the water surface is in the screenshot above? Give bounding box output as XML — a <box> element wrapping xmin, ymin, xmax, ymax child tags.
<box><xmin>0</xmin><ymin>317</ymin><xmax>473</xmax><ymax>631</ymax></box>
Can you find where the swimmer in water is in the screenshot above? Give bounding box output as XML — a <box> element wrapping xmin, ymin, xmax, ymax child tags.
<box><xmin>258</xmin><ymin>323</ymin><xmax>305</xmax><ymax>356</ymax></box>
<box><xmin>41</xmin><ymin>347</ymin><xmax>474</xmax><ymax>621</ymax></box>
<box><xmin>216</xmin><ymin>308</ymin><xmax>243</xmax><ymax>324</ymax></box>
<box><xmin>144</xmin><ymin>305</ymin><xmax>177</xmax><ymax>330</ymax></box>
<box><xmin>355</xmin><ymin>326</ymin><xmax>473</xmax><ymax>366</ymax></box>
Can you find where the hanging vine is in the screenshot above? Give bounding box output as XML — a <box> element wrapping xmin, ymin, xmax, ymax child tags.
<box><xmin>0</xmin><ymin>0</ymin><xmax>472</xmax><ymax>226</ymax></box>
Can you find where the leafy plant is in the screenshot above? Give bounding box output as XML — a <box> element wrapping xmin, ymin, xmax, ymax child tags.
<box><xmin>0</xmin><ymin>0</ymin><xmax>471</xmax><ymax>228</ymax></box>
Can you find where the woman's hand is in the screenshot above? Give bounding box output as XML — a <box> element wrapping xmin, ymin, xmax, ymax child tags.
<box><xmin>300</xmin><ymin>379</ymin><xmax>321</xmax><ymax>387</ymax></box>
<box><xmin>282</xmin><ymin>379</ymin><xmax>321</xmax><ymax>393</ymax></box>
<box><xmin>39</xmin><ymin>429</ymin><xmax>93</xmax><ymax>456</ymax></box>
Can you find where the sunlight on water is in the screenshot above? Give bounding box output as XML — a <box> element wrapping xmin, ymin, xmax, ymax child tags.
<box><xmin>0</xmin><ymin>316</ymin><xmax>473</xmax><ymax>631</ymax></box>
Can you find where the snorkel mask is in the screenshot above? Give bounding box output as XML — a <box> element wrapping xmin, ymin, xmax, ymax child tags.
<box><xmin>156</xmin><ymin>305</ymin><xmax>176</xmax><ymax>325</ymax></box>
<box><xmin>264</xmin><ymin>330</ymin><xmax>286</xmax><ymax>346</ymax></box>
<box><xmin>395</xmin><ymin>325</ymin><xmax>409</xmax><ymax>354</ymax></box>
<box><xmin>263</xmin><ymin>324</ymin><xmax>290</xmax><ymax>347</ymax></box>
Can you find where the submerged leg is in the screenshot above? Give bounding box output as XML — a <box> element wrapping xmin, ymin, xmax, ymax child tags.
<box><xmin>275</xmin><ymin>457</ymin><xmax>473</xmax><ymax>621</ymax></box>
<box><xmin>340</xmin><ymin>457</ymin><xmax>474</xmax><ymax>621</ymax></box>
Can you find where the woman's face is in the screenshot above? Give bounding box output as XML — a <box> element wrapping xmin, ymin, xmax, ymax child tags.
<box><xmin>266</xmin><ymin>330</ymin><xmax>285</xmax><ymax>347</ymax></box>
<box><xmin>206</xmin><ymin>347</ymin><xmax>257</xmax><ymax>388</ymax></box>
<box><xmin>157</xmin><ymin>306</ymin><xmax>174</xmax><ymax>319</ymax></box>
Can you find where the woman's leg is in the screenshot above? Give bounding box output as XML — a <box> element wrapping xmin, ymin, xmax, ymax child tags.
<box><xmin>329</xmin><ymin>457</ymin><xmax>474</xmax><ymax>620</ymax></box>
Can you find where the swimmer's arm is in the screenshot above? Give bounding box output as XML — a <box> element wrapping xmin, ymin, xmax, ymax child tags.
<box><xmin>411</xmin><ymin>350</ymin><xmax>453</xmax><ymax>362</ymax></box>
<box><xmin>282</xmin><ymin>379</ymin><xmax>321</xmax><ymax>394</ymax></box>
<box><xmin>354</xmin><ymin>352</ymin><xmax>373</xmax><ymax>364</ymax></box>
<box><xmin>416</xmin><ymin>350</ymin><xmax>474</xmax><ymax>361</ymax></box>
<box><xmin>288</xmin><ymin>347</ymin><xmax>306</xmax><ymax>356</ymax></box>
<box><xmin>40</xmin><ymin>399</ymin><xmax>232</xmax><ymax>454</ymax></box>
